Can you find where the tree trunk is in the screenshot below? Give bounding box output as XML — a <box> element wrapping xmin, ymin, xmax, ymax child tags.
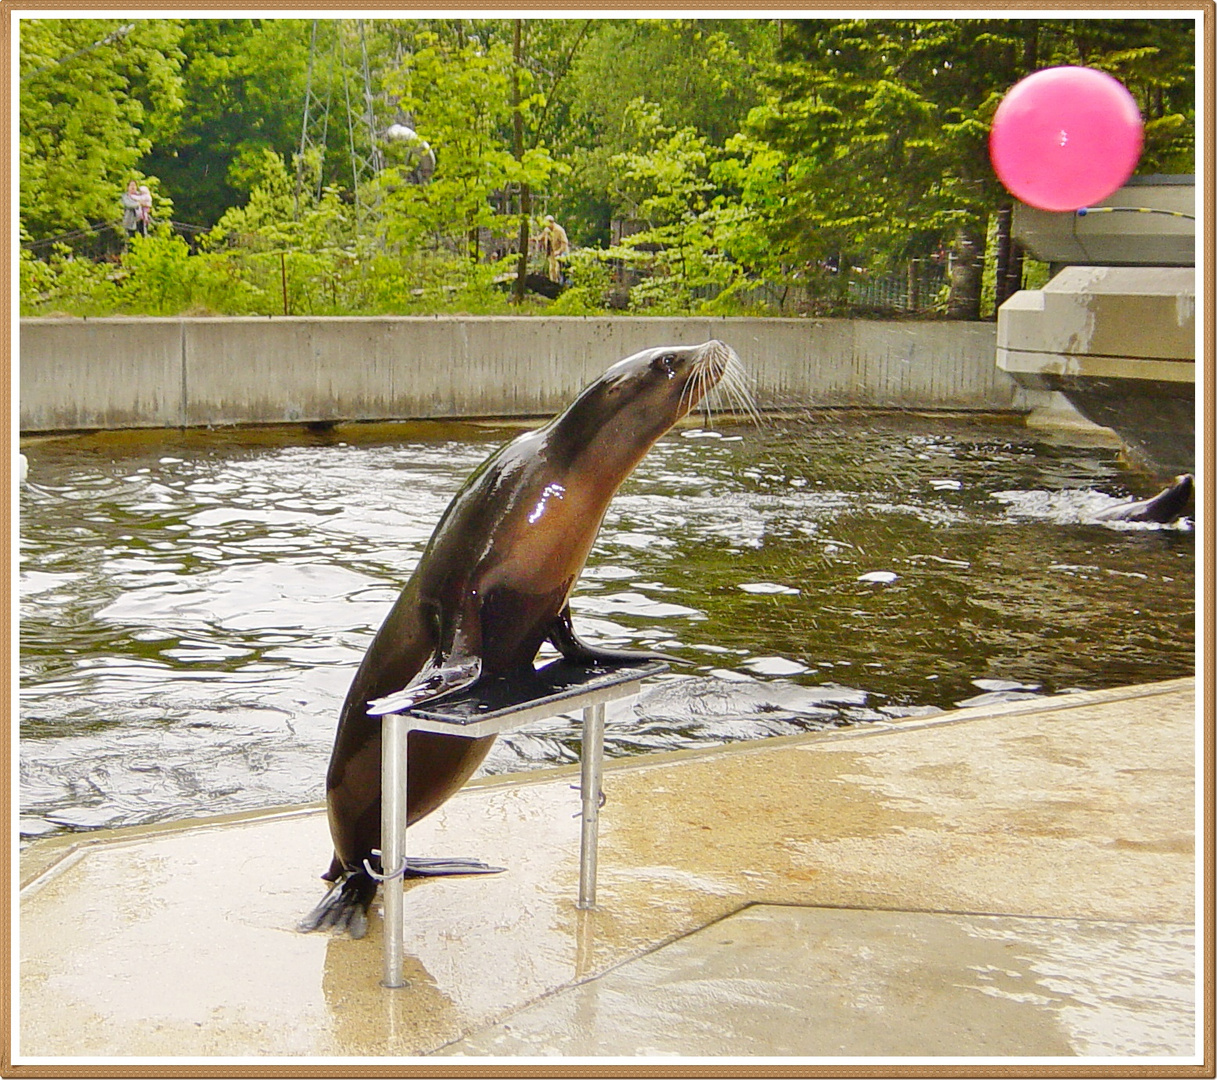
<box><xmin>1006</xmin><ymin>241</ymin><xmax>1025</xmax><ymax>301</ymax></box>
<box><xmin>993</xmin><ymin>205</ymin><xmax>1027</xmax><ymax>313</ymax></box>
<box><xmin>511</xmin><ymin>20</ymin><xmax>529</xmax><ymax>305</ymax></box>
<box><xmin>514</xmin><ymin>185</ymin><xmax>531</xmax><ymax>303</ymax></box>
<box><xmin>993</xmin><ymin>206</ymin><xmax>1013</xmax><ymax>313</ymax></box>
<box><xmin>833</xmin><ymin>254</ymin><xmax>849</xmax><ymax>307</ymax></box>
<box><xmin>1022</xmin><ymin>20</ymin><xmax>1039</xmax><ymax>74</ymax></box>
<box><xmin>947</xmin><ymin>225</ymin><xmax>985</xmax><ymax>320</ymax></box>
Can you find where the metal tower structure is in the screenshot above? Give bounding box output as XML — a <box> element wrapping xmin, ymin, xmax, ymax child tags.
<box><xmin>295</xmin><ymin>19</ymin><xmax>383</xmax><ymax>230</ymax></box>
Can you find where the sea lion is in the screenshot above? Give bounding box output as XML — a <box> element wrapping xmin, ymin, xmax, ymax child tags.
<box><xmin>1094</xmin><ymin>473</ymin><xmax>1193</xmax><ymax>524</ymax></box>
<box><xmin>302</xmin><ymin>339</ymin><xmax>747</xmax><ymax>935</ymax></box>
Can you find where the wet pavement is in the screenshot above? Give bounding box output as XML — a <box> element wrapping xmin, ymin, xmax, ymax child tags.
<box><xmin>17</xmin><ymin>677</ymin><xmax>1198</xmax><ymax>1063</ymax></box>
<box><xmin>440</xmin><ymin>906</ymin><xmax>1194</xmax><ymax>1057</ymax></box>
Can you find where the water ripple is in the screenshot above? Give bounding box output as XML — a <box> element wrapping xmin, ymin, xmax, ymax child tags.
<box><xmin>19</xmin><ymin>416</ymin><xmax>1194</xmax><ymax>836</ymax></box>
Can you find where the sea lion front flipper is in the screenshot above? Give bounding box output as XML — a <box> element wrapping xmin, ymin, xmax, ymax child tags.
<box><xmin>365</xmin><ymin>652</ymin><xmax>482</xmax><ymax>716</ymax></box>
<box><xmin>367</xmin><ymin>607</ymin><xmax>484</xmax><ymax>716</ymax></box>
<box><xmin>548</xmin><ymin>604</ymin><xmax>690</xmax><ymax>667</ymax></box>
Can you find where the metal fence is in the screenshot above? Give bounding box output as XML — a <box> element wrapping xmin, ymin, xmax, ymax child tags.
<box><xmin>21</xmin><ymin>219</ymin><xmax>210</xmax><ymax>262</ymax></box>
<box><xmin>846</xmin><ymin>259</ymin><xmax>950</xmax><ymax>315</ymax></box>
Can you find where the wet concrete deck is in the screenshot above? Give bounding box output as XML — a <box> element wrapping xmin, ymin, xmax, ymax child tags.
<box><xmin>18</xmin><ymin>677</ymin><xmax>1198</xmax><ymax>1063</ymax></box>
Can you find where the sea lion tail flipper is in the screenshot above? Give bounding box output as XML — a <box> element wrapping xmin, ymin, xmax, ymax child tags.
<box><xmin>548</xmin><ymin>605</ymin><xmax>691</xmax><ymax>667</ymax></box>
<box><xmin>366</xmin><ymin>653</ymin><xmax>483</xmax><ymax>716</ymax></box>
<box><xmin>298</xmin><ymin>868</ymin><xmax>378</xmax><ymax>938</ymax></box>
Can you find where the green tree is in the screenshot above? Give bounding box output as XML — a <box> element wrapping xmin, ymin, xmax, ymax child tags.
<box><xmin>558</xmin><ymin>19</ymin><xmax>777</xmax><ymax>244</ymax></box>
<box><xmin>141</xmin><ymin>19</ymin><xmax>311</xmax><ymax>227</ymax></box>
<box><xmin>750</xmin><ymin>20</ymin><xmax>1014</xmax><ymax>317</ymax></box>
<box><xmin>1035</xmin><ymin>18</ymin><xmax>1195</xmax><ymax>171</ymax></box>
<box><xmin>373</xmin><ymin>23</ymin><xmax>568</xmax><ymax>305</ymax></box>
<box><xmin>607</xmin><ymin>99</ymin><xmax>736</xmax><ymax>310</ymax></box>
<box><xmin>710</xmin><ymin>132</ymin><xmax>804</xmax><ymax>310</ymax></box>
<box><xmin>378</xmin><ymin>29</ymin><xmax>523</xmax><ymax>256</ymax></box>
<box><xmin>20</xmin><ymin>19</ymin><xmax>186</xmax><ymax>239</ymax></box>
<box><xmin>20</xmin><ymin>17</ymin><xmax>1195</xmax><ymax>321</ymax></box>
<box><xmin>747</xmin><ymin>17</ymin><xmax>1195</xmax><ymax>318</ymax></box>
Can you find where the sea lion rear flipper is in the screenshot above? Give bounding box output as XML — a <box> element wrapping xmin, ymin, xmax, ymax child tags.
<box><xmin>403</xmin><ymin>856</ymin><xmax>505</xmax><ymax>877</ymax></box>
<box><xmin>1094</xmin><ymin>473</ymin><xmax>1194</xmax><ymax>524</ymax></box>
<box><xmin>298</xmin><ymin>868</ymin><xmax>378</xmax><ymax>938</ymax></box>
<box><xmin>1139</xmin><ymin>473</ymin><xmax>1193</xmax><ymax>523</ymax></box>
<box><xmin>548</xmin><ymin>605</ymin><xmax>690</xmax><ymax>667</ymax></box>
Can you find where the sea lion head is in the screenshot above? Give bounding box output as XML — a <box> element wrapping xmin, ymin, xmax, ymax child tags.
<box><xmin>555</xmin><ymin>340</ymin><xmax>744</xmax><ymax>462</ymax></box>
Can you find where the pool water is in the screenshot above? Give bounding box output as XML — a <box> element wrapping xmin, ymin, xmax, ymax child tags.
<box><xmin>18</xmin><ymin>414</ymin><xmax>1194</xmax><ymax>837</ymax></box>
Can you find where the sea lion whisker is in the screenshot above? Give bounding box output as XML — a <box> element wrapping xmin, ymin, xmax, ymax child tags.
<box><xmin>697</xmin><ymin>363</ymin><xmax>715</xmax><ymax>429</ymax></box>
<box><xmin>733</xmin><ymin>383</ymin><xmax>764</xmax><ymax>427</ymax></box>
<box><xmin>700</xmin><ymin>353</ymin><xmax>761</xmax><ymax>428</ymax></box>
<box><xmin>720</xmin><ymin>357</ymin><xmax>763</xmax><ymax>427</ymax></box>
<box><xmin>678</xmin><ymin>371</ymin><xmax>698</xmax><ymax>419</ymax></box>
<box><xmin>679</xmin><ymin>356</ymin><xmax>716</xmax><ymax>427</ymax></box>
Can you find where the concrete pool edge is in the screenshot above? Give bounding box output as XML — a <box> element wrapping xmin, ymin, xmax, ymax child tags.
<box><xmin>15</xmin><ymin>676</ymin><xmax>1200</xmax><ymax>1060</ymax></box>
<box><xmin>19</xmin><ymin>674</ymin><xmax>1197</xmax><ymax>893</ymax></box>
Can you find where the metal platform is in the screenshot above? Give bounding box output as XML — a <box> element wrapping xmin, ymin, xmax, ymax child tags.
<box><xmin>379</xmin><ymin>658</ymin><xmax>668</xmax><ymax>988</ymax></box>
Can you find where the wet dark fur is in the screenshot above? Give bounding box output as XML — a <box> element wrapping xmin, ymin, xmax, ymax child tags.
<box><xmin>1094</xmin><ymin>474</ymin><xmax>1193</xmax><ymax>524</ymax></box>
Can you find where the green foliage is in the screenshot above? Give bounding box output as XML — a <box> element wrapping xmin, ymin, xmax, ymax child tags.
<box><xmin>604</xmin><ymin>100</ymin><xmax>741</xmax><ymax>312</ymax></box>
<box><xmin>1056</xmin><ymin>18</ymin><xmax>1196</xmax><ymax>171</ymax></box>
<box><xmin>556</xmin><ymin>19</ymin><xmax>777</xmax><ymax>244</ymax></box>
<box><xmin>544</xmin><ymin>250</ymin><xmax>615</xmax><ymax>315</ymax></box>
<box><xmin>19</xmin><ymin>149</ymin><xmax>528</xmax><ymax>317</ymax></box>
<box><xmin>741</xmin><ymin>17</ymin><xmax>1194</xmax><ymax>315</ymax></box>
<box><xmin>19</xmin><ymin>16</ymin><xmax>1197</xmax><ymax>321</ymax></box>
<box><xmin>121</xmin><ymin>232</ymin><xmax>196</xmax><ymax>313</ymax></box>
<box><xmin>20</xmin><ymin>19</ymin><xmax>187</xmax><ymax>238</ymax></box>
<box><xmin>20</xmin><ymin>245</ymin><xmax>118</xmax><ymax>315</ymax></box>
<box><xmin>380</xmin><ymin>30</ymin><xmax>517</xmax><ymax>254</ymax></box>
<box><xmin>752</xmin><ymin>19</ymin><xmax>1012</xmax><ymax>273</ymax></box>
<box><xmin>142</xmin><ymin>19</ymin><xmax>311</xmax><ymax>227</ymax></box>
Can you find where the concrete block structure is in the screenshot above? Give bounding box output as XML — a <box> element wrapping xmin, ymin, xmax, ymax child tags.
<box><xmin>20</xmin><ymin>316</ymin><xmax>1025</xmax><ymax>433</ymax></box>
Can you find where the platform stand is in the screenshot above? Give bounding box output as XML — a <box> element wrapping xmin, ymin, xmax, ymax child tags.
<box><xmin>577</xmin><ymin>701</ymin><xmax>606</xmax><ymax>909</ymax></box>
<box><xmin>377</xmin><ymin>659</ymin><xmax>667</xmax><ymax>990</ymax></box>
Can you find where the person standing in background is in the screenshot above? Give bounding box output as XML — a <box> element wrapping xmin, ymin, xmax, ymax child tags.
<box><xmin>120</xmin><ymin>180</ymin><xmax>142</xmax><ymax>239</ymax></box>
<box><xmin>135</xmin><ymin>185</ymin><xmax>152</xmax><ymax>235</ymax></box>
<box><xmin>541</xmin><ymin>215</ymin><xmax>569</xmax><ymax>283</ymax></box>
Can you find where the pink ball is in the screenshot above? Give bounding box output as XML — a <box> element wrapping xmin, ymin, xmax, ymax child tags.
<box><xmin>989</xmin><ymin>66</ymin><xmax>1143</xmax><ymax>212</ymax></box>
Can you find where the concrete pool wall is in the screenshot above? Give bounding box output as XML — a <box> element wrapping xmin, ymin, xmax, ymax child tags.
<box><xmin>18</xmin><ymin>315</ymin><xmax>1033</xmax><ymax>433</ymax></box>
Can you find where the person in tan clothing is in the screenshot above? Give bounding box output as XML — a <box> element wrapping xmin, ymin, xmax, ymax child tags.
<box><xmin>541</xmin><ymin>215</ymin><xmax>569</xmax><ymax>282</ymax></box>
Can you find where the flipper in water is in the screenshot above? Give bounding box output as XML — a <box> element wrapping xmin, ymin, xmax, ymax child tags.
<box><xmin>1094</xmin><ymin>474</ymin><xmax>1193</xmax><ymax>524</ymax></box>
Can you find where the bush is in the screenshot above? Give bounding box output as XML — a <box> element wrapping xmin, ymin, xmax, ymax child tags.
<box><xmin>20</xmin><ymin>244</ymin><xmax>118</xmax><ymax>315</ymax></box>
<box><xmin>545</xmin><ymin>249</ymin><xmax>615</xmax><ymax>315</ymax></box>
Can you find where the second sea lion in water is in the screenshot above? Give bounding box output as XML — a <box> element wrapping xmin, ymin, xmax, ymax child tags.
<box><xmin>302</xmin><ymin>339</ymin><xmax>748</xmax><ymax>935</ymax></box>
<box><xmin>1094</xmin><ymin>474</ymin><xmax>1193</xmax><ymax>524</ymax></box>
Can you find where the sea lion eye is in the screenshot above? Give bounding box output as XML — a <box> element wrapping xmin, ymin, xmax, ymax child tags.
<box><xmin>651</xmin><ymin>352</ymin><xmax>679</xmax><ymax>376</ymax></box>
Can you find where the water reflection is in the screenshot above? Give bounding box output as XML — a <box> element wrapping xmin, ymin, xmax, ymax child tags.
<box><xmin>19</xmin><ymin>416</ymin><xmax>1194</xmax><ymax>837</ymax></box>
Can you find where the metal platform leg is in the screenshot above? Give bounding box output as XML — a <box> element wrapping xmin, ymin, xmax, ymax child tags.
<box><xmin>577</xmin><ymin>701</ymin><xmax>606</xmax><ymax>909</ymax></box>
<box><xmin>381</xmin><ymin>712</ymin><xmax>409</xmax><ymax>989</ymax></box>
